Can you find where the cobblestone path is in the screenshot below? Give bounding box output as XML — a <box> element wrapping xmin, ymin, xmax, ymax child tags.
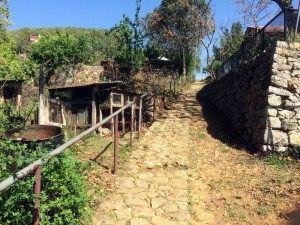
<box><xmin>93</xmin><ymin>84</ymin><xmax>198</xmax><ymax>225</ymax></box>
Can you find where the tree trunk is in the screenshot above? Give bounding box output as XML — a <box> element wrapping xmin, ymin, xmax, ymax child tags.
<box><xmin>182</xmin><ymin>48</ymin><xmax>187</xmax><ymax>77</ymax></box>
<box><xmin>273</xmin><ymin>0</ymin><xmax>292</xmax><ymax>10</ymax></box>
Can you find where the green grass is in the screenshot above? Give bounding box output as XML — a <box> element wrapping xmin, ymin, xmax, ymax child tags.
<box><xmin>263</xmin><ymin>155</ymin><xmax>288</xmax><ymax>168</ymax></box>
<box><xmin>216</xmin><ymin>143</ymin><xmax>232</xmax><ymax>154</ymax></box>
<box><xmin>255</xmin><ymin>205</ymin><xmax>269</xmax><ymax>216</ymax></box>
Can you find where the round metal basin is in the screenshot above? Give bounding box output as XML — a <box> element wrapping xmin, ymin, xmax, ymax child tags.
<box><xmin>3</xmin><ymin>125</ymin><xmax>64</xmax><ymax>149</ymax></box>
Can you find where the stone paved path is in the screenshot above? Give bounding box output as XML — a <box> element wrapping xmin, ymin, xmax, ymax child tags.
<box><xmin>93</xmin><ymin>84</ymin><xmax>197</xmax><ymax>225</ymax></box>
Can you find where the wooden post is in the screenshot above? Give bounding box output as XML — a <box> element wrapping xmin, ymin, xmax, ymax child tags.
<box><xmin>134</xmin><ymin>100</ymin><xmax>137</xmax><ymax>133</ymax></box>
<box><xmin>91</xmin><ymin>86</ymin><xmax>97</xmax><ymax>126</ymax></box>
<box><xmin>38</xmin><ymin>67</ymin><xmax>45</xmax><ymax>125</ymax></box>
<box><xmin>99</xmin><ymin>108</ymin><xmax>103</xmax><ymax>136</ymax></box>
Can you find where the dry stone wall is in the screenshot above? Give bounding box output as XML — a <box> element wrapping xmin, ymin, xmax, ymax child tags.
<box><xmin>198</xmin><ymin>41</ymin><xmax>300</xmax><ymax>152</ymax></box>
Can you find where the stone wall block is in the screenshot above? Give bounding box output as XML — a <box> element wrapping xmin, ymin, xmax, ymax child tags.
<box><xmin>288</xmin><ymin>57</ymin><xmax>297</xmax><ymax>63</ymax></box>
<box><xmin>274</xmin><ymin>53</ymin><xmax>287</xmax><ymax>64</ymax></box>
<box><xmin>277</xmin><ymin>41</ymin><xmax>289</xmax><ymax>48</ymax></box>
<box><xmin>263</xmin><ymin>129</ymin><xmax>289</xmax><ymax>145</ymax></box>
<box><xmin>272</xmin><ymin>63</ymin><xmax>292</xmax><ymax>71</ymax></box>
<box><xmin>267</xmin><ymin>117</ymin><xmax>281</xmax><ymax>129</ymax></box>
<box><xmin>288</xmin><ymin>95</ymin><xmax>299</xmax><ymax>103</ymax></box>
<box><xmin>266</xmin><ymin>107</ymin><xmax>278</xmax><ymax>117</ymax></box>
<box><xmin>288</xmin><ymin>77</ymin><xmax>300</xmax><ymax>92</ymax></box>
<box><xmin>270</xmin><ymin>76</ymin><xmax>288</xmax><ymax>88</ymax></box>
<box><xmin>289</xmin><ymin>131</ymin><xmax>300</xmax><ymax>145</ymax></box>
<box><xmin>283</xmin><ymin>100</ymin><xmax>296</xmax><ymax>108</ymax></box>
<box><xmin>252</xmin><ymin>129</ymin><xmax>288</xmax><ymax>145</ymax></box>
<box><xmin>278</xmin><ymin>110</ymin><xmax>295</xmax><ymax>119</ymax></box>
<box><xmin>293</xmin><ymin>62</ymin><xmax>300</xmax><ymax>70</ymax></box>
<box><xmin>268</xmin><ymin>86</ymin><xmax>291</xmax><ymax>96</ymax></box>
<box><xmin>291</xmin><ymin>70</ymin><xmax>300</xmax><ymax>76</ymax></box>
<box><xmin>267</xmin><ymin>94</ymin><xmax>282</xmax><ymax>107</ymax></box>
<box><xmin>290</xmin><ymin>42</ymin><xmax>300</xmax><ymax>49</ymax></box>
<box><xmin>282</xmin><ymin>119</ymin><xmax>298</xmax><ymax>131</ymax></box>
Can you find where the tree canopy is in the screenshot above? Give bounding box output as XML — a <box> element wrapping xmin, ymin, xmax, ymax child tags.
<box><xmin>213</xmin><ymin>22</ymin><xmax>244</xmax><ymax>62</ymax></box>
<box><xmin>144</xmin><ymin>0</ymin><xmax>213</xmax><ymax>78</ymax></box>
<box><xmin>29</xmin><ymin>33</ymin><xmax>94</xmax><ymax>84</ymax></box>
<box><xmin>0</xmin><ymin>33</ymin><xmax>28</xmax><ymax>80</ymax></box>
<box><xmin>0</xmin><ymin>0</ymin><xmax>9</xmax><ymax>31</ymax></box>
<box><xmin>109</xmin><ymin>0</ymin><xmax>145</xmax><ymax>72</ymax></box>
<box><xmin>273</xmin><ymin>0</ymin><xmax>292</xmax><ymax>9</ymax></box>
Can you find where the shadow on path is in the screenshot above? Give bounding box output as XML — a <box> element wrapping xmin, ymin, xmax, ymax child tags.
<box><xmin>196</xmin><ymin>90</ymin><xmax>254</xmax><ymax>152</ymax></box>
<box><xmin>284</xmin><ymin>208</ymin><xmax>300</xmax><ymax>225</ymax></box>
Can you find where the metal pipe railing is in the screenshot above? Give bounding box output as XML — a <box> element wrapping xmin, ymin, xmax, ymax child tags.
<box><xmin>0</xmin><ymin>93</ymin><xmax>147</xmax><ymax>192</ymax></box>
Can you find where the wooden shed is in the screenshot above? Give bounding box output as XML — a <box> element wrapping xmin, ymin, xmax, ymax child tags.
<box><xmin>46</xmin><ymin>82</ymin><xmax>141</xmax><ymax>131</ymax></box>
<box><xmin>0</xmin><ymin>79</ymin><xmax>24</xmax><ymax>110</ymax></box>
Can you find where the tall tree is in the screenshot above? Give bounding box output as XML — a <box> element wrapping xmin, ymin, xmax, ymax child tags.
<box><xmin>235</xmin><ymin>0</ymin><xmax>293</xmax><ymax>27</ymax></box>
<box><xmin>202</xmin><ymin>21</ymin><xmax>244</xmax><ymax>79</ymax></box>
<box><xmin>273</xmin><ymin>0</ymin><xmax>292</xmax><ymax>9</ymax></box>
<box><xmin>0</xmin><ymin>0</ymin><xmax>9</xmax><ymax>31</ymax></box>
<box><xmin>145</xmin><ymin>0</ymin><xmax>213</xmax><ymax>77</ymax></box>
<box><xmin>0</xmin><ymin>33</ymin><xmax>27</xmax><ymax>79</ymax></box>
<box><xmin>234</xmin><ymin>0</ymin><xmax>273</xmax><ymax>27</ymax></box>
<box><xmin>109</xmin><ymin>0</ymin><xmax>145</xmax><ymax>73</ymax></box>
<box><xmin>214</xmin><ymin>22</ymin><xmax>244</xmax><ymax>62</ymax></box>
<box><xmin>30</xmin><ymin>33</ymin><xmax>94</xmax><ymax>84</ymax></box>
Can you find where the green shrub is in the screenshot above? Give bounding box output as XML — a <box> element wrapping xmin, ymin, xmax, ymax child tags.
<box><xmin>0</xmin><ymin>103</ymin><xmax>91</xmax><ymax>224</ymax></box>
<box><xmin>0</xmin><ymin>148</ymin><xmax>91</xmax><ymax>224</ymax></box>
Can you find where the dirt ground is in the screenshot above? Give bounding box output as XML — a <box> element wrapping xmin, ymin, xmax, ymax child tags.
<box><xmin>74</xmin><ymin>81</ymin><xmax>300</xmax><ymax>225</ymax></box>
<box><xmin>187</xmin><ymin>82</ymin><xmax>300</xmax><ymax>225</ymax></box>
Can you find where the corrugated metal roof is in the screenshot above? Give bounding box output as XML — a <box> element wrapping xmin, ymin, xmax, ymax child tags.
<box><xmin>48</xmin><ymin>81</ymin><xmax>122</xmax><ymax>90</ymax></box>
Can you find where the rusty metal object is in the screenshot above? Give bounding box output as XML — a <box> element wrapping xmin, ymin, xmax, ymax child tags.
<box><xmin>3</xmin><ymin>125</ymin><xmax>63</xmax><ymax>149</ymax></box>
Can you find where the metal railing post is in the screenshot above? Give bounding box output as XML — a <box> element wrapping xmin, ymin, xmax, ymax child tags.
<box><xmin>113</xmin><ymin>115</ymin><xmax>118</xmax><ymax>175</ymax></box>
<box><xmin>130</xmin><ymin>104</ymin><xmax>134</xmax><ymax>148</ymax></box>
<box><xmin>33</xmin><ymin>165</ymin><xmax>42</xmax><ymax>225</ymax></box>
<box><xmin>138</xmin><ymin>97</ymin><xmax>142</xmax><ymax>139</ymax></box>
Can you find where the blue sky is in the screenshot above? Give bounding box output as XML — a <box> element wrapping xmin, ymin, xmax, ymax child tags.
<box><xmin>9</xmin><ymin>0</ymin><xmax>293</xmax><ymax>30</ymax></box>
<box><xmin>8</xmin><ymin>0</ymin><xmax>161</xmax><ymax>30</ymax></box>
<box><xmin>8</xmin><ymin>0</ymin><xmax>251</xmax><ymax>30</ymax></box>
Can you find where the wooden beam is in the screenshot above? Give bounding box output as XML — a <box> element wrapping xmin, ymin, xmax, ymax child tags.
<box><xmin>91</xmin><ymin>86</ymin><xmax>97</xmax><ymax>126</ymax></box>
<box><xmin>99</xmin><ymin>108</ymin><xmax>103</xmax><ymax>136</ymax></box>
